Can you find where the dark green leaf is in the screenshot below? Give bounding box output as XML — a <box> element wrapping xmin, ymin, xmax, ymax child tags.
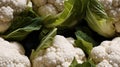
<box><xmin>18</xmin><ymin>7</ymin><xmax>38</xmax><ymax>17</ymax></box>
<box><xmin>5</xmin><ymin>8</ymin><xmax>38</xmax><ymax>34</ymax></box>
<box><xmin>39</xmin><ymin>28</ymin><xmax>57</xmax><ymax>50</ymax></box>
<box><xmin>39</xmin><ymin>27</ymin><xmax>53</xmax><ymax>41</ymax></box>
<box><xmin>75</xmin><ymin>31</ymin><xmax>94</xmax><ymax>55</ymax></box>
<box><xmin>75</xmin><ymin>31</ymin><xmax>96</xmax><ymax>46</ymax></box>
<box><xmin>3</xmin><ymin>18</ymin><xmax>42</xmax><ymax>41</ymax></box>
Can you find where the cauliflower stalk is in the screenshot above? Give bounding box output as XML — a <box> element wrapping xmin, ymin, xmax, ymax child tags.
<box><xmin>91</xmin><ymin>37</ymin><xmax>120</xmax><ymax>67</ymax></box>
<box><xmin>30</xmin><ymin>28</ymin><xmax>86</xmax><ymax>67</ymax></box>
<box><xmin>0</xmin><ymin>37</ymin><xmax>31</xmax><ymax>67</ymax></box>
<box><xmin>0</xmin><ymin>0</ymin><xmax>28</xmax><ymax>33</ymax></box>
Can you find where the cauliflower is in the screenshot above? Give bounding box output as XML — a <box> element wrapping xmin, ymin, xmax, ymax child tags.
<box><xmin>0</xmin><ymin>37</ymin><xmax>31</xmax><ymax>67</ymax></box>
<box><xmin>31</xmin><ymin>35</ymin><xmax>86</xmax><ymax>67</ymax></box>
<box><xmin>0</xmin><ymin>0</ymin><xmax>28</xmax><ymax>32</ymax></box>
<box><xmin>98</xmin><ymin>0</ymin><xmax>120</xmax><ymax>33</ymax></box>
<box><xmin>91</xmin><ymin>37</ymin><xmax>120</xmax><ymax>67</ymax></box>
<box><xmin>31</xmin><ymin>0</ymin><xmax>82</xmax><ymax>28</ymax></box>
<box><xmin>85</xmin><ymin>0</ymin><xmax>120</xmax><ymax>38</ymax></box>
<box><xmin>31</xmin><ymin>0</ymin><xmax>65</xmax><ymax>17</ymax></box>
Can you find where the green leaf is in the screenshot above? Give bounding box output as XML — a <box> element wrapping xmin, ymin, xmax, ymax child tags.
<box><xmin>39</xmin><ymin>28</ymin><xmax>57</xmax><ymax>50</ymax></box>
<box><xmin>5</xmin><ymin>8</ymin><xmax>38</xmax><ymax>34</ymax></box>
<box><xmin>75</xmin><ymin>31</ymin><xmax>94</xmax><ymax>56</ymax></box>
<box><xmin>39</xmin><ymin>27</ymin><xmax>53</xmax><ymax>41</ymax></box>
<box><xmin>69</xmin><ymin>58</ymin><xmax>78</xmax><ymax>67</ymax></box>
<box><xmin>3</xmin><ymin>18</ymin><xmax>42</xmax><ymax>41</ymax></box>
<box><xmin>1</xmin><ymin>8</ymin><xmax>42</xmax><ymax>41</ymax></box>
<box><xmin>19</xmin><ymin>7</ymin><xmax>38</xmax><ymax>17</ymax></box>
<box><xmin>30</xmin><ymin>28</ymin><xmax>57</xmax><ymax>60</ymax></box>
<box><xmin>44</xmin><ymin>0</ymin><xmax>88</xmax><ymax>28</ymax></box>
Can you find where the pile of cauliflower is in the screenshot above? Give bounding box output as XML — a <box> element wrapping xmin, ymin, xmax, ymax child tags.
<box><xmin>1</xmin><ymin>0</ymin><xmax>120</xmax><ymax>67</ymax></box>
<box><xmin>2</xmin><ymin>34</ymin><xmax>120</xmax><ymax>67</ymax></box>
<box><xmin>0</xmin><ymin>0</ymin><xmax>27</xmax><ymax>32</ymax></box>
<box><xmin>90</xmin><ymin>0</ymin><xmax>120</xmax><ymax>66</ymax></box>
<box><xmin>0</xmin><ymin>35</ymin><xmax>86</xmax><ymax>67</ymax></box>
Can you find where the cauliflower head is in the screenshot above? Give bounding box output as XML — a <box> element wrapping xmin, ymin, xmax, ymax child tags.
<box><xmin>0</xmin><ymin>0</ymin><xmax>28</xmax><ymax>33</ymax></box>
<box><xmin>91</xmin><ymin>37</ymin><xmax>120</xmax><ymax>67</ymax></box>
<box><xmin>0</xmin><ymin>37</ymin><xmax>31</xmax><ymax>67</ymax></box>
<box><xmin>32</xmin><ymin>35</ymin><xmax>86</xmax><ymax>67</ymax></box>
<box><xmin>31</xmin><ymin>0</ymin><xmax>65</xmax><ymax>17</ymax></box>
<box><xmin>98</xmin><ymin>0</ymin><xmax>120</xmax><ymax>33</ymax></box>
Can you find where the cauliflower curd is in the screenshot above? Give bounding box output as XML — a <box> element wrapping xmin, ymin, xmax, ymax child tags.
<box><xmin>0</xmin><ymin>0</ymin><xmax>27</xmax><ymax>32</ymax></box>
<box><xmin>32</xmin><ymin>35</ymin><xmax>86</xmax><ymax>67</ymax></box>
<box><xmin>91</xmin><ymin>37</ymin><xmax>120</xmax><ymax>67</ymax></box>
<box><xmin>31</xmin><ymin>0</ymin><xmax>65</xmax><ymax>17</ymax></box>
<box><xmin>0</xmin><ymin>37</ymin><xmax>31</xmax><ymax>67</ymax></box>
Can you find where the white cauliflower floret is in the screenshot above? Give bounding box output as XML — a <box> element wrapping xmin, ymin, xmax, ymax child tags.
<box><xmin>0</xmin><ymin>0</ymin><xmax>27</xmax><ymax>13</ymax></box>
<box><xmin>96</xmin><ymin>60</ymin><xmax>112</xmax><ymax>67</ymax></box>
<box><xmin>48</xmin><ymin>0</ymin><xmax>64</xmax><ymax>12</ymax></box>
<box><xmin>0</xmin><ymin>0</ymin><xmax>27</xmax><ymax>33</ymax></box>
<box><xmin>91</xmin><ymin>37</ymin><xmax>120</xmax><ymax>67</ymax></box>
<box><xmin>91</xmin><ymin>46</ymin><xmax>108</xmax><ymax>63</ymax></box>
<box><xmin>10</xmin><ymin>42</ymin><xmax>25</xmax><ymax>55</ymax></box>
<box><xmin>38</xmin><ymin>4</ymin><xmax>58</xmax><ymax>17</ymax></box>
<box><xmin>0</xmin><ymin>6</ymin><xmax>13</xmax><ymax>23</ymax></box>
<box><xmin>31</xmin><ymin>0</ymin><xmax>65</xmax><ymax>16</ymax></box>
<box><xmin>66</xmin><ymin>37</ymin><xmax>75</xmax><ymax>45</ymax></box>
<box><xmin>0</xmin><ymin>37</ymin><xmax>31</xmax><ymax>67</ymax></box>
<box><xmin>32</xmin><ymin>35</ymin><xmax>86</xmax><ymax>67</ymax></box>
<box><xmin>0</xmin><ymin>6</ymin><xmax>13</xmax><ymax>32</ymax></box>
